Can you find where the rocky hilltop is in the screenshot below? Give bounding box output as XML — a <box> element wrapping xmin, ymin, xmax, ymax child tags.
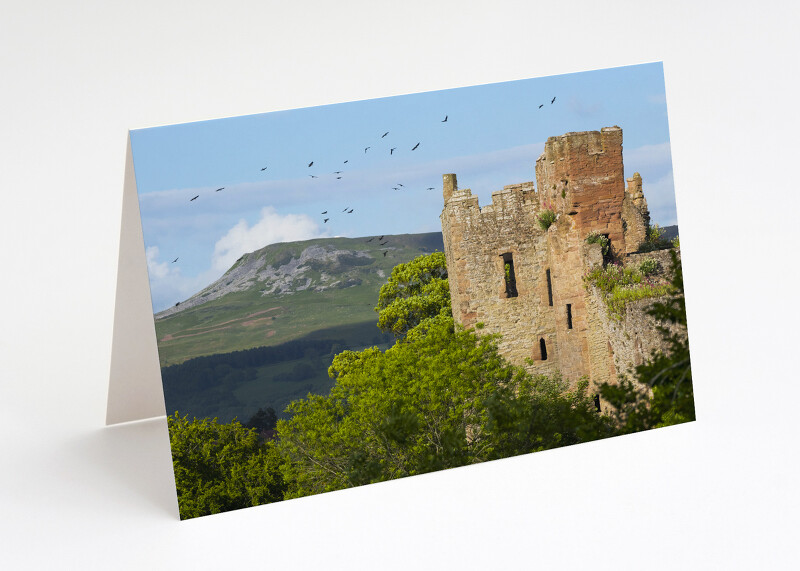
<box><xmin>152</xmin><ymin>232</ymin><xmax>445</xmax><ymax>365</ymax></box>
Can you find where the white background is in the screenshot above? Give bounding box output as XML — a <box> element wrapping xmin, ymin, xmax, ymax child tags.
<box><xmin>1</xmin><ymin>1</ymin><xmax>798</xmax><ymax>568</ymax></box>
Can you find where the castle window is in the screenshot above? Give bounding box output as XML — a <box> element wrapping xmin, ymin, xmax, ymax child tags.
<box><xmin>501</xmin><ymin>253</ymin><xmax>518</xmax><ymax>298</ymax></box>
<box><xmin>546</xmin><ymin>269</ymin><xmax>553</xmax><ymax>306</ymax></box>
<box><xmin>539</xmin><ymin>338</ymin><xmax>547</xmax><ymax>360</ymax></box>
<box><xmin>566</xmin><ymin>304</ymin><xmax>573</xmax><ymax>329</ymax></box>
<box><xmin>601</xmin><ymin>234</ymin><xmax>613</xmax><ymax>264</ymax></box>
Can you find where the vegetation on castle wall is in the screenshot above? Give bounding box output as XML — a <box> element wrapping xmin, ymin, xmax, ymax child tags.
<box><xmin>585</xmin><ymin>231</ymin><xmax>610</xmax><ymax>257</ymax></box>
<box><xmin>584</xmin><ymin>261</ymin><xmax>673</xmax><ymax>320</ymax></box>
<box><xmin>637</xmin><ymin>222</ymin><xmax>674</xmax><ymax>253</ymax></box>
<box><xmin>537</xmin><ymin>208</ymin><xmax>557</xmax><ymax>230</ymax></box>
<box><xmin>599</xmin><ymin>251</ymin><xmax>694</xmax><ymax>431</ymax></box>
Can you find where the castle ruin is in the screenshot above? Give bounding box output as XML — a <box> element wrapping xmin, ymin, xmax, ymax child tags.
<box><xmin>440</xmin><ymin>126</ymin><xmax>672</xmax><ymax>390</ymax></box>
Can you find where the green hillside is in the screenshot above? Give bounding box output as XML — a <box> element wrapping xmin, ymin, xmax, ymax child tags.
<box><xmin>154</xmin><ymin>232</ymin><xmax>444</xmax><ymax>367</ymax></box>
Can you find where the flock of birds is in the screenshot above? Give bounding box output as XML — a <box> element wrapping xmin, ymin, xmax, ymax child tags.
<box><xmin>173</xmin><ymin>97</ymin><xmax>557</xmax><ymax>265</ymax></box>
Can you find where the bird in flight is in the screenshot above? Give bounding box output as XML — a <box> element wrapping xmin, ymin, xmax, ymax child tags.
<box><xmin>366</xmin><ymin>237</ymin><xmax>375</xmax><ymax>242</ymax></box>
<box><xmin>324</xmin><ymin>218</ymin><xmax>329</xmax><ymax>223</ymax></box>
<box><xmin>364</xmin><ymin>147</ymin><xmax>370</xmax><ymax>153</ymax></box>
<box><xmin>551</xmin><ymin>96</ymin><xmax>556</xmax><ymax>104</ymax></box>
<box><xmin>382</xmin><ymin>251</ymin><xmax>388</xmax><ymax>257</ymax></box>
<box><xmin>261</xmin><ymin>166</ymin><xmax>268</xmax><ymax>171</ymax></box>
<box><xmin>215</xmin><ymin>187</ymin><xmax>224</xmax><ymax>192</ymax></box>
<box><xmin>392</xmin><ymin>187</ymin><xmax>399</xmax><ymax>191</ymax></box>
<box><xmin>380</xmin><ymin>241</ymin><xmax>388</xmax><ymax>246</ymax></box>
<box><xmin>379</xmin><ymin>235</ymin><xmax>384</xmax><ymax>240</ymax></box>
<box><xmin>321</xmin><ymin>211</ymin><xmax>327</xmax><ymax>214</ymax></box>
<box><xmin>347</xmin><ymin>209</ymin><xmax>354</xmax><ymax>213</ymax></box>
<box><xmin>342</xmin><ymin>207</ymin><xmax>349</xmax><ymax>212</ymax></box>
<box><xmin>411</xmin><ymin>142</ymin><xmax>420</xmax><ymax>150</ymax></box>
<box><xmin>397</xmin><ymin>183</ymin><xmax>404</xmax><ymax>187</ymax></box>
<box><xmin>344</xmin><ymin>160</ymin><xmax>348</xmax><ymax>164</ymax></box>
<box><xmin>310</xmin><ymin>175</ymin><xmax>318</xmax><ymax>178</ymax></box>
<box><xmin>308</xmin><ymin>161</ymin><xmax>314</xmax><ymax>167</ymax></box>
<box><xmin>441</xmin><ymin>115</ymin><xmax>448</xmax><ymax>122</ymax></box>
<box><xmin>190</xmin><ymin>195</ymin><xmax>199</xmax><ymax>201</ymax></box>
<box><xmin>390</xmin><ymin>147</ymin><xmax>396</xmax><ymax>155</ymax></box>
<box><xmin>381</xmin><ymin>131</ymin><xmax>389</xmax><ymax>138</ymax></box>
<box><xmin>172</xmin><ymin>257</ymin><xmax>179</xmax><ymax>263</ymax></box>
<box><xmin>426</xmin><ymin>187</ymin><xmax>434</xmax><ymax>191</ymax></box>
<box><xmin>333</xmin><ymin>171</ymin><xmax>342</xmax><ymax>174</ymax></box>
<box><xmin>538</xmin><ymin>104</ymin><xmax>543</xmax><ymax>109</ymax></box>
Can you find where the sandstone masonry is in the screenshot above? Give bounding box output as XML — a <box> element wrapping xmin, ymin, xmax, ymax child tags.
<box><xmin>440</xmin><ymin>126</ymin><xmax>671</xmax><ymax>390</ymax></box>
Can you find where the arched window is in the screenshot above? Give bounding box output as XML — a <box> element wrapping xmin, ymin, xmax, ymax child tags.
<box><xmin>539</xmin><ymin>338</ymin><xmax>547</xmax><ymax>360</ymax></box>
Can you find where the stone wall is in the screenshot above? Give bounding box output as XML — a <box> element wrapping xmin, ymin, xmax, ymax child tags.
<box><xmin>440</xmin><ymin>126</ymin><xmax>670</xmax><ymax>392</ymax></box>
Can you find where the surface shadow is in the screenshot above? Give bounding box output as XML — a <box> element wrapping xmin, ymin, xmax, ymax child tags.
<box><xmin>64</xmin><ymin>417</ymin><xmax>178</xmax><ymax>518</ymax></box>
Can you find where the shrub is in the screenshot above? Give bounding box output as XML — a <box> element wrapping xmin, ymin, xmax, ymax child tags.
<box><xmin>585</xmin><ymin>232</ymin><xmax>610</xmax><ymax>257</ymax></box>
<box><xmin>537</xmin><ymin>209</ymin><xmax>557</xmax><ymax>230</ymax></box>
<box><xmin>584</xmin><ymin>262</ymin><xmax>673</xmax><ymax>320</ymax></box>
<box><xmin>638</xmin><ymin>257</ymin><xmax>659</xmax><ymax>276</ymax></box>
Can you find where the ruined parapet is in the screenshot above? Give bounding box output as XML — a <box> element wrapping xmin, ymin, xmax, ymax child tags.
<box><xmin>441</xmin><ymin>127</ymin><xmax>660</xmax><ymax>391</ymax></box>
<box><xmin>440</xmin><ymin>172</ymin><xmax>556</xmax><ymax>374</ymax></box>
<box><xmin>535</xmin><ymin>126</ymin><xmax>627</xmax><ymax>258</ymax></box>
<box><xmin>443</xmin><ymin>173</ymin><xmax>458</xmax><ymax>202</ymax></box>
<box><xmin>622</xmin><ymin>172</ymin><xmax>650</xmax><ymax>254</ymax></box>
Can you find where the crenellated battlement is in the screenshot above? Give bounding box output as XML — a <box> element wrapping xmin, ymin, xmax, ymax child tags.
<box><xmin>440</xmin><ymin>126</ymin><xmax>655</xmax><ymax>390</ymax></box>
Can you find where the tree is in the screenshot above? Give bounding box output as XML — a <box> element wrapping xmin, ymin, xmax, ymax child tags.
<box><xmin>168</xmin><ymin>413</ymin><xmax>285</xmax><ymax>519</ymax></box>
<box><xmin>243</xmin><ymin>406</ymin><xmax>278</xmax><ymax>433</ymax></box>
<box><xmin>599</xmin><ymin>250</ymin><xmax>694</xmax><ymax>432</ymax></box>
<box><xmin>375</xmin><ymin>252</ymin><xmax>450</xmax><ymax>336</ymax></box>
<box><xmin>276</xmin><ymin>312</ymin><xmax>612</xmax><ymax>499</ymax></box>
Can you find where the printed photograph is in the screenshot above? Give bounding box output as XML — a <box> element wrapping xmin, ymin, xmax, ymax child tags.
<box><xmin>131</xmin><ymin>62</ymin><xmax>694</xmax><ymax>519</ymax></box>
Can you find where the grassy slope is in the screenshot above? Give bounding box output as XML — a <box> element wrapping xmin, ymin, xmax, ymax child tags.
<box><xmin>154</xmin><ymin>232</ymin><xmax>443</xmax><ymax>366</ymax></box>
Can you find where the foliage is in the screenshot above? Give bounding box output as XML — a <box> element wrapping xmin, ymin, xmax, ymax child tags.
<box><xmin>585</xmin><ymin>232</ymin><xmax>610</xmax><ymax>257</ymax></box>
<box><xmin>672</xmin><ymin>236</ymin><xmax>680</xmax><ymax>249</ymax></box>
<box><xmin>275</xmin><ymin>313</ymin><xmax>610</xmax><ymax>499</ymax></box>
<box><xmin>599</xmin><ymin>251</ymin><xmax>694</xmax><ymax>432</ymax></box>
<box><xmin>638</xmin><ymin>223</ymin><xmax>673</xmax><ymax>253</ymax></box>
<box><xmin>537</xmin><ymin>208</ymin><xmax>557</xmax><ymax>230</ymax></box>
<box><xmin>168</xmin><ymin>413</ymin><xmax>285</xmax><ymax>519</ymax></box>
<box><xmin>375</xmin><ymin>252</ymin><xmax>450</xmax><ymax>336</ymax></box>
<box><xmin>638</xmin><ymin>257</ymin><xmax>659</xmax><ymax>276</ymax></box>
<box><xmin>243</xmin><ymin>406</ymin><xmax>278</xmax><ymax>433</ymax></box>
<box><xmin>484</xmin><ymin>375</ymin><xmax>615</xmax><ymax>458</ymax></box>
<box><xmin>584</xmin><ymin>262</ymin><xmax>672</xmax><ymax>319</ymax></box>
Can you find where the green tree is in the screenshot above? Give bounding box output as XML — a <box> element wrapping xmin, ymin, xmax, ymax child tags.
<box><xmin>243</xmin><ymin>406</ymin><xmax>278</xmax><ymax>433</ymax></box>
<box><xmin>276</xmin><ymin>312</ymin><xmax>611</xmax><ymax>499</ymax></box>
<box><xmin>599</xmin><ymin>250</ymin><xmax>694</xmax><ymax>431</ymax></box>
<box><xmin>375</xmin><ymin>252</ymin><xmax>450</xmax><ymax>336</ymax></box>
<box><xmin>168</xmin><ymin>413</ymin><xmax>285</xmax><ymax>519</ymax></box>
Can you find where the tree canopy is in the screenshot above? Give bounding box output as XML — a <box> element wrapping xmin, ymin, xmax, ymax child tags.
<box><xmin>276</xmin><ymin>312</ymin><xmax>612</xmax><ymax>499</ymax></box>
<box><xmin>375</xmin><ymin>251</ymin><xmax>450</xmax><ymax>336</ymax></box>
<box><xmin>168</xmin><ymin>413</ymin><xmax>285</xmax><ymax>519</ymax></box>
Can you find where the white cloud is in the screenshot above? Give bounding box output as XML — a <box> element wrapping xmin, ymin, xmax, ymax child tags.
<box><xmin>145</xmin><ymin>246</ymin><xmax>173</xmax><ymax>280</ymax></box>
<box><xmin>211</xmin><ymin>207</ymin><xmax>325</xmax><ymax>272</ymax></box>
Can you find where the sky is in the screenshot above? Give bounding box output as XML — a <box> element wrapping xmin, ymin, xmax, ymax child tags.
<box><xmin>131</xmin><ymin>62</ymin><xmax>676</xmax><ymax>312</ymax></box>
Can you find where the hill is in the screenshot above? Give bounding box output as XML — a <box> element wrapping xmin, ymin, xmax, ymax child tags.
<box><xmin>154</xmin><ymin>232</ymin><xmax>444</xmax><ymax>367</ymax></box>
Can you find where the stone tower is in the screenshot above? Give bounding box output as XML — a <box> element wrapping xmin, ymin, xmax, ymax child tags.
<box><xmin>440</xmin><ymin>127</ymin><xmax>651</xmax><ymax>386</ymax></box>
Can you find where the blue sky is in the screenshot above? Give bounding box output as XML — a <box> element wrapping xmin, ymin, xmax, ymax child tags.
<box><xmin>131</xmin><ymin>62</ymin><xmax>676</xmax><ymax>312</ymax></box>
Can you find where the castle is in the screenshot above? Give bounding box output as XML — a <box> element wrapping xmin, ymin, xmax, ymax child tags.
<box><xmin>440</xmin><ymin>126</ymin><xmax>674</xmax><ymax>391</ymax></box>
